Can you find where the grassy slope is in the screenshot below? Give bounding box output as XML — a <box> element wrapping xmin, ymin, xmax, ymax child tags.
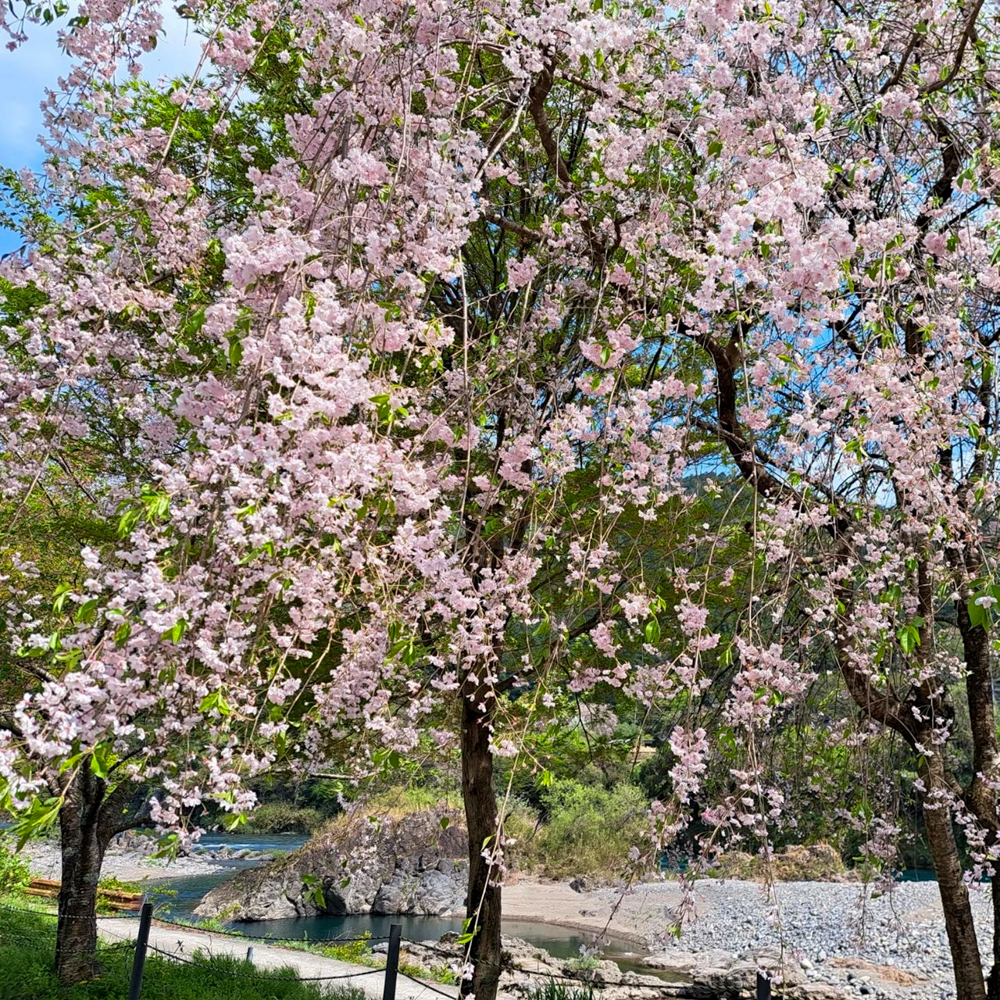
<box><xmin>0</xmin><ymin>905</ymin><xmax>366</xmax><ymax>1000</ymax></box>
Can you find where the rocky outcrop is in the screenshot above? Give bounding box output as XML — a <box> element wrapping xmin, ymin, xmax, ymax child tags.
<box><xmin>195</xmin><ymin>808</ymin><xmax>468</xmax><ymax>921</ymax></box>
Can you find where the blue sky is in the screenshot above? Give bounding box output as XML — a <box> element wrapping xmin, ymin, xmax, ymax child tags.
<box><xmin>0</xmin><ymin>6</ymin><xmax>202</xmax><ymax>255</ymax></box>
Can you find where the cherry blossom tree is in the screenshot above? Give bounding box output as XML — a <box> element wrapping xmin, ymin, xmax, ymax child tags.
<box><xmin>653</xmin><ymin>4</ymin><xmax>1000</xmax><ymax>1000</ymax></box>
<box><xmin>1</xmin><ymin>0</ymin><xmax>701</xmax><ymax>986</ymax></box>
<box><xmin>5</xmin><ymin>0</ymin><xmax>1000</xmax><ymax>997</ymax></box>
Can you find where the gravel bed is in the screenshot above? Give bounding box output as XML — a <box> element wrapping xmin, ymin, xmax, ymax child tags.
<box><xmin>645</xmin><ymin>877</ymin><xmax>995</xmax><ymax>999</ymax></box>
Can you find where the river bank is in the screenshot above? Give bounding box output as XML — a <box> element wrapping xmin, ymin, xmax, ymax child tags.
<box><xmin>14</xmin><ymin>833</ymin><xmax>989</xmax><ymax>999</ymax></box>
<box><xmin>185</xmin><ymin>864</ymin><xmax>986</xmax><ymax>999</ymax></box>
<box><xmin>19</xmin><ymin>831</ymin><xmax>308</xmax><ymax>884</ymax></box>
<box><xmin>504</xmin><ymin>875</ymin><xmax>990</xmax><ymax>999</ymax></box>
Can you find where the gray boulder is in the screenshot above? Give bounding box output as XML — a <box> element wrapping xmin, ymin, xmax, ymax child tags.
<box><xmin>642</xmin><ymin>949</ymin><xmax>734</xmax><ymax>975</ymax></box>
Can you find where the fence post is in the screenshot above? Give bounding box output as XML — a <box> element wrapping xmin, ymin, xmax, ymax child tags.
<box><xmin>127</xmin><ymin>900</ymin><xmax>153</xmax><ymax>1000</ymax></box>
<box><xmin>246</xmin><ymin>946</ymin><xmax>255</xmax><ymax>964</ymax></box>
<box><xmin>382</xmin><ymin>924</ymin><xmax>402</xmax><ymax>1000</ymax></box>
<box><xmin>756</xmin><ymin>970</ymin><xmax>772</xmax><ymax>1000</ymax></box>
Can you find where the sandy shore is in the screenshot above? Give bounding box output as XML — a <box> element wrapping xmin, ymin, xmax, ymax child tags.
<box><xmin>502</xmin><ymin>877</ymin><xmax>689</xmax><ymax>945</ymax></box>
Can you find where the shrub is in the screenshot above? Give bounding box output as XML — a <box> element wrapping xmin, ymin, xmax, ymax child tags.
<box><xmin>0</xmin><ymin>842</ymin><xmax>31</xmax><ymax>897</ymax></box>
<box><xmin>563</xmin><ymin>954</ymin><xmax>601</xmax><ymax>973</ymax></box>
<box><xmin>710</xmin><ymin>842</ymin><xmax>849</xmax><ymax>882</ymax></box>
<box><xmin>97</xmin><ymin>875</ymin><xmax>143</xmax><ymax>894</ymax></box>
<box><xmin>502</xmin><ymin>798</ymin><xmax>542</xmax><ymax>866</ymax></box>
<box><xmin>513</xmin><ymin>780</ymin><xmax>649</xmax><ymax>880</ymax></box>
<box><xmin>244</xmin><ymin>804</ymin><xmax>325</xmax><ymax>834</ymax></box>
<box><xmin>360</xmin><ymin>785</ymin><xmax>463</xmax><ymax>817</ymax></box>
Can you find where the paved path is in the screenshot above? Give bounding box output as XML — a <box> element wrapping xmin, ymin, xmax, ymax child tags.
<box><xmin>98</xmin><ymin>919</ymin><xmax>460</xmax><ymax>999</ymax></box>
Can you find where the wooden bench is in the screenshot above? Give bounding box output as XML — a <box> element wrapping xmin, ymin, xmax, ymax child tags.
<box><xmin>25</xmin><ymin>878</ymin><xmax>143</xmax><ymax>911</ymax></box>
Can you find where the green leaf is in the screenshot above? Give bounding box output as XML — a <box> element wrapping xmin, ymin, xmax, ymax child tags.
<box><xmin>707</xmin><ymin>139</ymin><xmax>723</xmax><ymax>157</ymax></box>
<box><xmin>199</xmin><ymin>690</ymin><xmax>232</xmax><ymax>716</ymax></box>
<box><xmin>968</xmin><ymin>594</ymin><xmax>990</xmax><ymax>630</ymax></box>
<box><xmin>58</xmin><ymin>752</ymin><xmax>85</xmax><ymax>774</ymax></box>
<box><xmin>456</xmin><ymin>917</ymin><xmax>478</xmax><ymax>946</ymax></box>
<box><xmin>117</xmin><ymin>507</ymin><xmax>141</xmax><ymax>538</ymax></box>
<box><xmin>53</xmin><ymin>583</ymin><xmax>73</xmax><ymax>614</ymax></box>
<box><xmin>89</xmin><ymin>743</ymin><xmax>116</xmax><ymax>780</ymax></box>
<box><xmin>644</xmin><ymin>616</ymin><xmax>661</xmax><ymax>644</ymax></box>
<box><xmin>150</xmin><ymin>832</ymin><xmax>180</xmax><ymax>861</ymax></box>
<box><xmin>75</xmin><ymin>598</ymin><xmax>99</xmax><ymax>624</ymax></box>
<box><xmin>17</xmin><ymin>644</ymin><xmax>49</xmax><ymax>658</ymax></box>
<box><xmin>301</xmin><ymin>873</ymin><xmax>326</xmax><ymax>908</ymax></box>
<box><xmin>224</xmin><ymin>812</ymin><xmax>247</xmax><ymax>832</ymax></box>
<box><xmin>162</xmin><ymin>619</ymin><xmax>187</xmax><ymax>643</ymax></box>
<box><xmin>897</xmin><ymin>623</ymin><xmax>921</xmax><ymax>654</ymax></box>
<box><xmin>14</xmin><ymin>797</ymin><xmax>61</xmax><ymax>850</ymax></box>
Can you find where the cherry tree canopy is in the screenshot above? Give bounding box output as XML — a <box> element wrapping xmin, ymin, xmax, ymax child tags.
<box><xmin>4</xmin><ymin>0</ymin><xmax>1000</xmax><ymax>996</ymax></box>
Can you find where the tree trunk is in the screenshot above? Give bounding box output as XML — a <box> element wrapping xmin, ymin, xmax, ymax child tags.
<box><xmin>460</xmin><ymin>693</ymin><xmax>502</xmax><ymax>1000</ymax></box>
<box><xmin>956</xmin><ymin>601</ymin><xmax>1000</xmax><ymax>999</ymax></box>
<box><xmin>989</xmin><ymin>876</ymin><xmax>1000</xmax><ymax>1000</ymax></box>
<box><xmin>55</xmin><ymin>767</ymin><xmax>112</xmax><ymax>984</ymax></box>
<box><xmin>921</xmin><ymin>761</ymin><xmax>987</xmax><ymax>1000</ymax></box>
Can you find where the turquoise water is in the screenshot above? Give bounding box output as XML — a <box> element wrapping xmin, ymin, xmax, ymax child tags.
<box><xmin>161</xmin><ymin>887</ymin><xmax>637</xmax><ymax>965</ymax></box>
<box><xmin>896</xmin><ymin>868</ymin><xmax>938</xmax><ymax>882</ymax></box>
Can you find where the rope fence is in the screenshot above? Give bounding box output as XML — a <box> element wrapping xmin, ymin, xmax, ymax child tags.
<box><xmin>143</xmin><ymin>941</ymin><xmax>384</xmax><ymax>982</ymax></box>
<box><xmin>0</xmin><ymin>900</ymin><xmax>144</xmax><ymax>919</ymax></box>
<box><xmin>399</xmin><ymin>971</ymin><xmax>459</xmax><ymax>999</ymax></box>
<box><xmin>0</xmin><ymin>901</ymin><xmax>774</xmax><ymax>1000</ymax></box>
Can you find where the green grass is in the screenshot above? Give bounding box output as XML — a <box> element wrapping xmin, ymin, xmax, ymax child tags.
<box><xmin>252</xmin><ymin>929</ymin><xmax>458</xmax><ymax>986</ymax></box>
<box><xmin>0</xmin><ymin>843</ymin><xmax>31</xmax><ymax>897</ymax></box>
<box><xmin>121</xmin><ymin>911</ymin><xmax>459</xmax><ymax>987</ymax></box>
<box><xmin>0</xmin><ymin>905</ymin><xmax>366</xmax><ymax>1000</ymax></box>
<box><xmin>527</xmin><ymin>982</ymin><xmax>594</xmax><ymax>1000</ymax></box>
